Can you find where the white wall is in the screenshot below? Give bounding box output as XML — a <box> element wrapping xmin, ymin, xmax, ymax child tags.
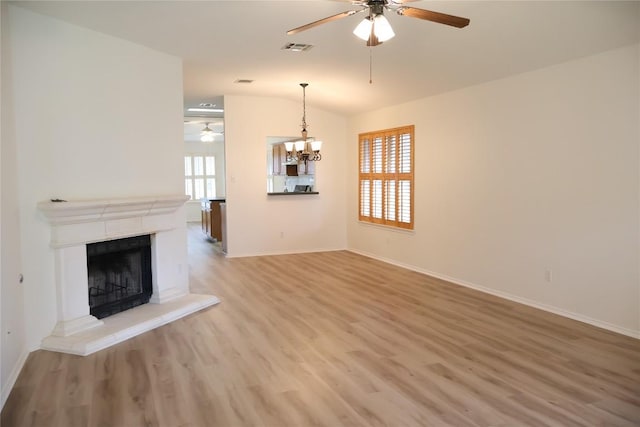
<box><xmin>5</xmin><ymin>6</ymin><xmax>186</xmax><ymax>353</ymax></box>
<box><xmin>1</xmin><ymin>2</ymin><xmax>27</xmax><ymax>407</ymax></box>
<box><xmin>0</xmin><ymin>10</ymin><xmax>635</xmax><ymax>413</ymax></box>
<box><xmin>1</xmin><ymin>1</ymin><xmax>3</xmax><ymax>404</ymax></box>
<box><xmin>184</xmin><ymin>138</ymin><xmax>226</xmax><ymax>222</ymax></box>
<box><xmin>224</xmin><ymin>95</ymin><xmax>347</xmax><ymax>257</ymax></box>
<box><xmin>348</xmin><ymin>44</ymin><xmax>640</xmax><ymax>337</ymax></box>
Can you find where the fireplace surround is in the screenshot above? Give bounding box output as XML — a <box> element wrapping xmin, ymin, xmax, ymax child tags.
<box><xmin>37</xmin><ymin>195</ymin><xmax>220</xmax><ymax>355</ymax></box>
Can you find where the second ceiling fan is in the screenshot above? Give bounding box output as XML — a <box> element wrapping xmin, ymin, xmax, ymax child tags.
<box><xmin>287</xmin><ymin>0</ymin><xmax>470</xmax><ymax>46</ymax></box>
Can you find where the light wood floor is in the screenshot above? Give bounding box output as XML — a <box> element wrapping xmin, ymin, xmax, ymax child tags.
<box><xmin>2</xmin><ymin>225</ymin><xmax>640</xmax><ymax>426</ymax></box>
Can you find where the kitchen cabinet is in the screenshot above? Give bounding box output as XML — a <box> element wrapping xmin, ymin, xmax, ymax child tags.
<box><xmin>272</xmin><ymin>145</ymin><xmax>286</xmax><ymax>175</ymax></box>
<box><xmin>299</xmin><ymin>159</ymin><xmax>315</xmax><ymax>175</ymax></box>
<box><xmin>220</xmin><ymin>202</ymin><xmax>227</xmax><ymax>253</ymax></box>
<box><xmin>271</xmin><ymin>144</ymin><xmax>317</xmax><ymax>176</ymax></box>
<box><xmin>201</xmin><ymin>199</ymin><xmax>225</xmax><ymax>242</ymax></box>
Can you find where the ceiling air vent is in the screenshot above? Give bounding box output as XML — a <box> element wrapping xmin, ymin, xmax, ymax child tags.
<box><xmin>282</xmin><ymin>43</ymin><xmax>314</xmax><ymax>52</ymax></box>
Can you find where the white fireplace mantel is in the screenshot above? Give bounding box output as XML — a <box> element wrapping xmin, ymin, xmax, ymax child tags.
<box><xmin>38</xmin><ymin>195</ymin><xmax>191</xmax><ymax>247</ymax></box>
<box><xmin>37</xmin><ymin>194</ymin><xmax>220</xmax><ymax>355</ymax></box>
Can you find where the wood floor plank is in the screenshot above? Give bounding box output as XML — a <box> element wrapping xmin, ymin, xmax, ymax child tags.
<box><xmin>0</xmin><ymin>385</ymin><xmax>34</xmax><ymax>427</ymax></box>
<box><xmin>2</xmin><ymin>223</ymin><xmax>639</xmax><ymax>426</ymax></box>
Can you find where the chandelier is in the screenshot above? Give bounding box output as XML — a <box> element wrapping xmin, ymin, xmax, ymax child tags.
<box><xmin>284</xmin><ymin>83</ymin><xmax>322</xmax><ymax>167</ymax></box>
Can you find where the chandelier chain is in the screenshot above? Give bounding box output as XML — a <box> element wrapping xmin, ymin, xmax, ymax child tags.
<box><xmin>301</xmin><ymin>83</ymin><xmax>308</xmax><ymax>138</ymax></box>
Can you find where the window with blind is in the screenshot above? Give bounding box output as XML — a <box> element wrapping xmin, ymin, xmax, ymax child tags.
<box><xmin>185</xmin><ymin>155</ymin><xmax>216</xmax><ymax>200</ymax></box>
<box><xmin>359</xmin><ymin>125</ymin><xmax>414</xmax><ymax>229</ymax></box>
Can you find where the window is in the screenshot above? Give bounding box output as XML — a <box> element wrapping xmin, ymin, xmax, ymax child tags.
<box><xmin>185</xmin><ymin>155</ymin><xmax>216</xmax><ymax>200</ymax></box>
<box><xmin>359</xmin><ymin>125</ymin><xmax>414</xmax><ymax>229</ymax></box>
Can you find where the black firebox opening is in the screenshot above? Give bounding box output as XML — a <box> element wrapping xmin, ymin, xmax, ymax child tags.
<box><xmin>87</xmin><ymin>235</ymin><xmax>152</xmax><ymax>319</ymax></box>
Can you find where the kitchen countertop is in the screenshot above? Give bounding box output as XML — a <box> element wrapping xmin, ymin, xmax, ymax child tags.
<box><xmin>267</xmin><ymin>192</ymin><xmax>319</xmax><ymax>196</ymax></box>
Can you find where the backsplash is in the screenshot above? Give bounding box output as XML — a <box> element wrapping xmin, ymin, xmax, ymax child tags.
<box><xmin>272</xmin><ymin>174</ymin><xmax>315</xmax><ymax>192</ymax></box>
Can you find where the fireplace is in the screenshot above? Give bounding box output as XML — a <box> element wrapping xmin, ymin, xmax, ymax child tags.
<box><xmin>87</xmin><ymin>235</ymin><xmax>153</xmax><ymax>319</ymax></box>
<box><xmin>37</xmin><ymin>195</ymin><xmax>220</xmax><ymax>355</ymax></box>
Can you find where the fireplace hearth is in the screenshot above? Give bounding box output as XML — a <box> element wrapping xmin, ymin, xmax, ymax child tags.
<box><xmin>87</xmin><ymin>235</ymin><xmax>153</xmax><ymax>319</ymax></box>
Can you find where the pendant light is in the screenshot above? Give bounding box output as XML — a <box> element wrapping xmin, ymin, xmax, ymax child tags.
<box><xmin>284</xmin><ymin>83</ymin><xmax>322</xmax><ymax>166</ymax></box>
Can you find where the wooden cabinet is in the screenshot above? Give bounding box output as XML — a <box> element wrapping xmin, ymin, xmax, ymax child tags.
<box><xmin>299</xmin><ymin>159</ymin><xmax>315</xmax><ymax>175</ymax></box>
<box><xmin>201</xmin><ymin>205</ymin><xmax>210</xmax><ymax>235</ymax></box>
<box><xmin>201</xmin><ymin>199</ymin><xmax>225</xmax><ymax>242</ymax></box>
<box><xmin>271</xmin><ymin>144</ymin><xmax>317</xmax><ymax>176</ymax></box>
<box><xmin>272</xmin><ymin>145</ymin><xmax>286</xmax><ymax>176</ymax></box>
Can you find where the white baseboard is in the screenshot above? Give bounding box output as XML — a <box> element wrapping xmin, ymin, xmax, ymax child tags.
<box><xmin>226</xmin><ymin>247</ymin><xmax>348</xmax><ymax>259</ymax></box>
<box><xmin>349</xmin><ymin>249</ymin><xmax>640</xmax><ymax>340</ymax></box>
<box><xmin>1</xmin><ymin>348</ymin><xmax>29</xmax><ymax>410</ymax></box>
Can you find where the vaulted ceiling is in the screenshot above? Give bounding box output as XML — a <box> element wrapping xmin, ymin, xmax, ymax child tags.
<box><xmin>12</xmin><ymin>0</ymin><xmax>640</xmax><ymax>116</ymax></box>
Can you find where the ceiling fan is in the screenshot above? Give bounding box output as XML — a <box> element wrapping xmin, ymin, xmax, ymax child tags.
<box><xmin>183</xmin><ymin>120</ymin><xmax>224</xmax><ymax>142</ymax></box>
<box><xmin>287</xmin><ymin>0</ymin><xmax>470</xmax><ymax>46</ymax></box>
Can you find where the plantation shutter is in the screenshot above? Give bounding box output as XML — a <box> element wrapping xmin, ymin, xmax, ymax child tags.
<box><xmin>358</xmin><ymin>125</ymin><xmax>414</xmax><ymax>229</ymax></box>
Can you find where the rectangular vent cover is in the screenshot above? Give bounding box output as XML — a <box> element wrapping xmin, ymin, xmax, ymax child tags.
<box><xmin>282</xmin><ymin>43</ymin><xmax>314</xmax><ymax>52</ymax></box>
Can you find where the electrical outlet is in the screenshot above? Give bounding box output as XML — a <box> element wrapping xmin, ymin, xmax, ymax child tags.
<box><xmin>545</xmin><ymin>270</ymin><xmax>553</xmax><ymax>283</ymax></box>
<box><xmin>280</xmin><ymin>231</ymin><xmax>284</xmax><ymax>238</ymax></box>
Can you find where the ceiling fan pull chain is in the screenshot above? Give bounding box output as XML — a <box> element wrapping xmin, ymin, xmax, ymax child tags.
<box><xmin>369</xmin><ymin>47</ymin><xmax>373</xmax><ymax>84</ymax></box>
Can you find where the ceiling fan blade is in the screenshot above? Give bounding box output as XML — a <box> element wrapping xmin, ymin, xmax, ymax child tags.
<box><xmin>396</xmin><ymin>6</ymin><xmax>470</xmax><ymax>28</ymax></box>
<box><xmin>287</xmin><ymin>10</ymin><xmax>362</xmax><ymax>35</ymax></box>
<box><xmin>337</xmin><ymin>0</ymin><xmax>418</xmax><ymax>3</ymax></box>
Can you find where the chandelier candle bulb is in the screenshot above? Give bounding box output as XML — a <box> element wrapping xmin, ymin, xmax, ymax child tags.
<box><xmin>284</xmin><ymin>141</ymin><xmax>295</xmax><ymax>152</ymax></box>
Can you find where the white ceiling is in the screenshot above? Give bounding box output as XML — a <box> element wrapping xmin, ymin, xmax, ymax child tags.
<box><xmin>11</xmin><ymin>0</ymin><xmax>640</xmax><ymax>116</ymax></box>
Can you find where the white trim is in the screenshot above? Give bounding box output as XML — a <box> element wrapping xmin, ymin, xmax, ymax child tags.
<box><xmin>225</xmin><ymin>247</ymin><xmax>348</xmax><ymax>259</ymax></box>
<box><xmin>349</xmin><ymin>249</ymin><xmax>640</xmax><ymax>340</ymax></box>
<box><xmin>1</xmin><ymin>349</ymin><xmax>29</xmax><ymax>409</ymax></box>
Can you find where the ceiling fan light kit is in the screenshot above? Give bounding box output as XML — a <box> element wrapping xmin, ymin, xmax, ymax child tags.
<box><xmin>353</xmin><ymin>14</ymin><xmax>395</xmax><ymax>43</ymax></box>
